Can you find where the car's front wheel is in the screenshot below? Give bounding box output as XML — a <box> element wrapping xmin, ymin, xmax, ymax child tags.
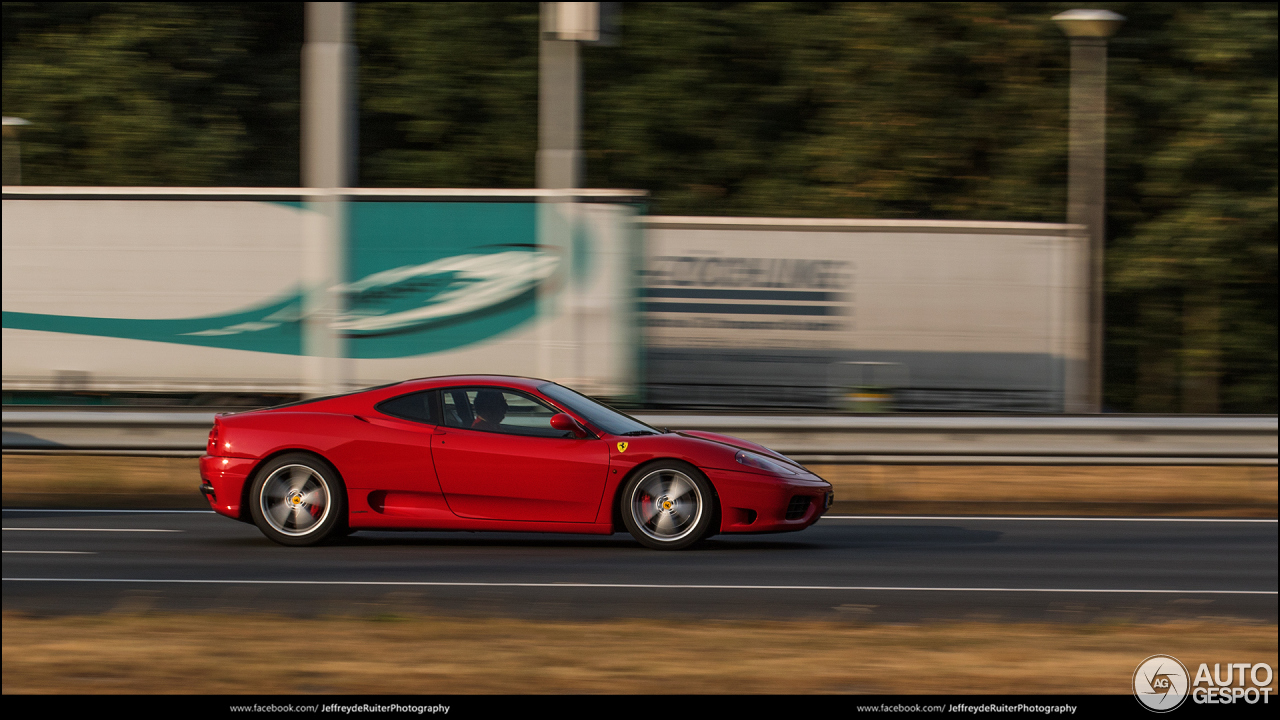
<box><xmin>621</xmin><ymin>461</ymin><xmax>715</xmax><ymax>550</ymax></box>
<box><xmin>249</xmin><ymin>453</ymin><xmax>346</xmax><ymax>546</ymax></box>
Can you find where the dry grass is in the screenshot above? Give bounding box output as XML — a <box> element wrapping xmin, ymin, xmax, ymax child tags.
<box><xmin>2</xmin><ymin>455</ymin><xmax>205</xmax><ymax>508</ymax></box>
<box><xmin>813</xmin><ymin>464</ymin><xmax>1277</xmax><ymax>517</ymax></box>
<box><xmin>3</xmin><ymin>612</ymin><xmax>1276</xmax><ymax>694</ymax></box>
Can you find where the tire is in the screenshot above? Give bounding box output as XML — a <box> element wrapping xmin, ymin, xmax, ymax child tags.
<box><xmin>249</xmin><ymin>453</ymin><xmax>346</xmax><ymax>547</ymax></box>
<box><xmin>620</xmin><ymin>461</ymin><xmax>716</xmax><ymax>550</ymax></box>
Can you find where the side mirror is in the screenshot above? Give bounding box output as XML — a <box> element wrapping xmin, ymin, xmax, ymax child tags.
<box><xmin>550</xmin><ymin>412</ymin><xmax>588</xmax><ymax>438</ymax></box>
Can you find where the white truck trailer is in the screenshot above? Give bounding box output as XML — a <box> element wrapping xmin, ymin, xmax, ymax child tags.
<box><xmin>2</xmin><ymin>187</ymin><xmax>644</xmax><ymax>401</ymax></box>
<box><xmin>3</xmin><ymin>189</ymin><xmax>1087</xmax><ymax>411</ymax></box>
<box><xmin>640</xmin><ymin>216</ymin><xmax>1088</xmax><ymax>412</ymax></box>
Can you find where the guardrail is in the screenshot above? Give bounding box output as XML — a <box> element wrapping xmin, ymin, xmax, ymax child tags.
<box><xmin>3</xmin><ymin>409</ymin><xmax>1275</xmax><ymax>465</ymax></box>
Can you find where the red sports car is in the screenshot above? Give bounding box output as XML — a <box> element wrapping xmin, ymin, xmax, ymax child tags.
<box><xmin>199</xmin><ymin>376</ymin><xmax>833</xmax><ymax>550</ymax></box>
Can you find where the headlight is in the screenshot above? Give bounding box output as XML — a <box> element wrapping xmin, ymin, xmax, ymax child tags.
<box><xmin>735</xmin><ymin>450</ymin><xmax>796</xmax><ymax>475</ymax></box>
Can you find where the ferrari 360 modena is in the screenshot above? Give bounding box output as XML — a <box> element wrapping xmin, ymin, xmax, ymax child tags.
<box><xmin>199</xmin><ymin>375</ymin><xmax>833</xmax><ymax>550</ymax></box>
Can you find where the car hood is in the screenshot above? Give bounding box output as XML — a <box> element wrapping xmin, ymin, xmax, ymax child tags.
<box><xmin>674</xmin><ymin>430</ymin><xmax>806</xmax><ymax>471</ymax></box>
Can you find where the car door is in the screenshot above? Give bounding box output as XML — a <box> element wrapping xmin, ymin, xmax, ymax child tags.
<box><xmin>355</xmin><ymin>389</ymin><xmax>442</xmax><ymax>494</ymax></box>
<box><xmin>430</xmin><ymin>387</ymin><xmax>610</xmax><ymax>523</ymax></box>
<box><xmin>326</xmin><ymin>389</ymin><xmax>460</xmax><ymax>523</ymax></box>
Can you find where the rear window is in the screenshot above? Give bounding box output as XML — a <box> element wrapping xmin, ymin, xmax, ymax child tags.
<box><xmin>375</xmin><ymin>391</ymin><xmax>439</xmax><ymax>424</ymax></box>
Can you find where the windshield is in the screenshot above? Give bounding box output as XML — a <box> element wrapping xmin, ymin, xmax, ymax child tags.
<box><xmin>537</xmin><ymin>383</ymin><xmax>660</xmax><ymax>436</ymax></box>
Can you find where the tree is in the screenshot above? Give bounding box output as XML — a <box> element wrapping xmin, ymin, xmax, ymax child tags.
<box><xmin>1105</xmin><ymin>3</ymin><xmax>1277</xmax><ymax>413</ymax></box>
<box><xmin>2</xmin><ymin>2</ymin><xmax>301</xmax><ymax>186</ymax></box>
<box><xmin>357</xmin><ymin>3</ymin><xmax>540</xmax><ymax>188</ymax></box>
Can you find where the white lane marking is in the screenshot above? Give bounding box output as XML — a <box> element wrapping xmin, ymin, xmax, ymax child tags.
<box><xmin>2</xmin><ymin>509</ymin><xmax>214</xmax><ymax>514</ymax></box>
<box><xmin>3</xmin><ymin>551</ymin><xmax>96</xmax><ymax>555</ymax></box>
<box><xmin>821</xmin><ymin>515</ymin><xmax>1278</xmax><ymax>523</ymax></box>
<box><xmin>2</xmin><ymin>528</ymin><xmax>181</xmax><ymax>533</ymax></box>
<box><xmin>1</xmin><ymin>578</ymin><xmax>1274</xmax><ymax>595</ymax></box>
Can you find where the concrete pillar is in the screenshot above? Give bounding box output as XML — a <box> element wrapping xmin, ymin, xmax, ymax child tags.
<box><xmin>1066</xmin><ymin>37</ymin><xmax>1109</xmax><ymax>413</ymax></box>
<box><xmin>1054</xmin><ymin>9</ymin><xmax>1123</xmax><ymax>413</ymax></box>
<box><xmin>536</xmin><ymin>4</ymin><xmax>594</xmax><ymax>381</ymax></box>
<box><xmin>301</xmin><ymin>2</ymin><xmax>354</xmax><ymax>396</ymax></box>
<box><xmin>537</xmin><ymin>36</ymin><xmax>582</xmax><ymax>190</ymax></box>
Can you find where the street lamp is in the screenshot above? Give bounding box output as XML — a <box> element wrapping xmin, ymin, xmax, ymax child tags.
<box><xmin>537</xmin><ymin>2</ymin><xmax>616</xmax><ymax>188</ymax></box>
<box><xmin>535</xmin><ymin>3</ymin><xmax>616</xmax><ymax>382</ymax></box>
<box><xmin>1053</xmin><ymin>8</ymin><xmax>1124</xmax><ymax>414</ymax></box>
<box><xmin>3</xmin><ymin>116</ymin><xmax>32</xmax><ymax>185</ymax></box>
<box><xmin>300</xmin><ymin>2</ymin><xmax>355</xmax><ymax>397</ymax></box>
<box><xmin>538</xmin><ymin>2</ymin><xmax>598</xmax><ymax>189</ymax></box>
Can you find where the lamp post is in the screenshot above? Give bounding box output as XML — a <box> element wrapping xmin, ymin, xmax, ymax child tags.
<box><xmin>538</xmin><ymin>2</ymin><xmax>602</xmax><ymax>189</ymax></box>
<box><xmin>301</xmin><ymin>2</ymin><xmax>355</xmax><ymax>396</ymax></box>
<box><xmin>2</xmin><ymin>117</ymin><xmax>31</xmax><ymax>185</ymax></box>
<box><xmin>536</xmin><ymin>3</ymin><xmax>606</xmax><ymax>383</ymax></box>
<box><xmin>1053</xmin><ymin>9</ymin><xmax>1124</xmax><ymax>413</ymax></box>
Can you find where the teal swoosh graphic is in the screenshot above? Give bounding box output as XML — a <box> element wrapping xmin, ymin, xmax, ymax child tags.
<box><xmin>0</xmin><ymin>278</ymin><xmax>540</xmax><ymax>359</ymax></box>
<box><xmin>2</xmin><ymin>293</ymin><xmax>305</xmax><ymax>355</ymax></box>
<box><xmin>2</xmin><ymin>201</ymin><xmax>564</xmax><ymax>359</ymax></box>
<box><xmin>1</xmin><ymin>253</ymin><xmax>551</xmax><ymax>359</ymax></box>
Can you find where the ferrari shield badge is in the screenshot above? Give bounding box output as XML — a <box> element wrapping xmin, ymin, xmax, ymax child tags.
<box><xmin>616</xmin><ymin>442</ymin><xmax>628</xmax><ymax>453</ymax></box>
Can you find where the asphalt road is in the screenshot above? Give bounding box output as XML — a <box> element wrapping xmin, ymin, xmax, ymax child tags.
<box><xmin>3</xmin><ymin>509</ymin><xmax>1276</xmax><ymax>623</ymax></box>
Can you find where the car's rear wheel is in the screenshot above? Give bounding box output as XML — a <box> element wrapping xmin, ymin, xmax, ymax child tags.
<box><xmin>249</xmin><ymin>453</ymin><xmax>346</xmax><ymax>546</ymax></box>
<box><xmin>621</xmin><ymin>461</ymin><xmax>715</xmax><ymax>550</ymax></box>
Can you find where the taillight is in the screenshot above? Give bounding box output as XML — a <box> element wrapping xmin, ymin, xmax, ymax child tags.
<box><xmin>207</xmin><ymin>422</ymin><xmax>221</xmax><ymax>455</ymax></box>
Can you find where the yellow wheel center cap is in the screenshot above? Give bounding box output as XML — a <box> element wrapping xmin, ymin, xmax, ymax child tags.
<box><xmin>290</xmin><ymin>495</ymin><xmax>302</xmax><ymax>506</ymax></box>
<box><xmin>662</xmin><ymin>500</ymin><xmax>673</xmax><ymax>511</ymax></box>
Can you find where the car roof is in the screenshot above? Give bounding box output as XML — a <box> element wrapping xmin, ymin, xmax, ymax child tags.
<box><xmin>386</xmin><ymin>375</ymin><xmax>550</xmax><ymax>394</ymax></box>
<box><xmin>247</xmin><ymin>375</ymin><xmax>557</xmax><ymax>415</ymax></box>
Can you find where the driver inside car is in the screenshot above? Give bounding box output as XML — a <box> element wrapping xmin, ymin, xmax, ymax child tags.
<box><xmin>471</xmin><ymin>390</ymin><xmax>508</xmax><ymax>432</ymax></box>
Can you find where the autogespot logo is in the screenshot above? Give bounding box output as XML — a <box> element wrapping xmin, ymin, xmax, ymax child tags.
<box><xmin>1134</xmin><ymin>655</ymin><xmax>1190</xmax><ymax>712</ymax></box>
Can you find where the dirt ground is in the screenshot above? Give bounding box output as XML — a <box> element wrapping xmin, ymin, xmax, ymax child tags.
<box><xmin>3</xmin><ymin>612</ymin><xmax>1275</xmax><ymax>694</ymax></box>
<box><xmin>3</xmin><ymin>455</ymin><xmax>1275</xmax><ymax>516</ymax></box>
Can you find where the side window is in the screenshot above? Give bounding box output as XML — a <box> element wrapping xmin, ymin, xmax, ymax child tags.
<box><xmin>375</xmin><ymin>391</ymin><xmax>439</xmax><ymax>425</ymax></box>
<box><xmin>442</xmin><ymin>389</ymin><xmax>472</xmax><ymax>428</ymax></box>
<box><xmin>440</xmin><ymin>387</ymin><xmax>572</xmax><ymax>438</ymax></box>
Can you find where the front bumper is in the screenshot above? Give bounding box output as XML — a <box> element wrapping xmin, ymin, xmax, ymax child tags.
<box><xmin>704</xmin><ymin>466</ymin><xmax>832</xmax><ymax>533</ymax></box>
